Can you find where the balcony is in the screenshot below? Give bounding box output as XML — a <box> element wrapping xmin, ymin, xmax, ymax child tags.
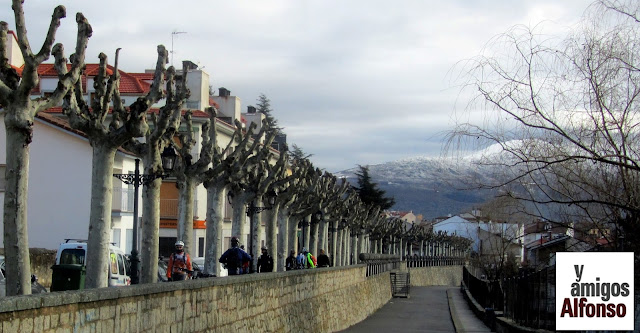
<box><xmin>160</xmin><ymin>199</ymin><xmax>198</xmax><ymax>219</ymax></box>
<box><xmin>112</xmin><ymin>188</ymin><xmax>199</xmax><ymax>218</ymax></box>
<box><xmin>113</xmin><ymin>188</ymin><xmax>134</xmax><ymax>213</ymax></box>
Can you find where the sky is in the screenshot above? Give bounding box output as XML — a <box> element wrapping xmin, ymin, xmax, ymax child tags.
<box><xmin>4</xmin><ymin>0</ymin><xmax>595</xmax><ymax>172</ymax></box>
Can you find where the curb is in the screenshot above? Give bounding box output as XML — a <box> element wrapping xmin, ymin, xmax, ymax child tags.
<box><xmin>447</xmin><ymin>288</ymin><xmax>464</xmax><ymax>333</ymax></box>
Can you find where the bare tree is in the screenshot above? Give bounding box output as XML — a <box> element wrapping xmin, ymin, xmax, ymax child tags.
<box><xmin>63</xmin><ymin>47</ymin><xmax>167</xmax><ymax>288</ymax></box>
<box><xmin>0</xmin><ymin>2</ymin><xmax>91</xmax><ymax>295</ymax></box>
<box><xmin>123</xmin><ymin>62</ymin><xmax>189</xmax><ymax>284</ymax></box>
<box><xmin>449</xmin><ymin>0</ymin><xmax>640</xmax><ymax>254</ymax></box>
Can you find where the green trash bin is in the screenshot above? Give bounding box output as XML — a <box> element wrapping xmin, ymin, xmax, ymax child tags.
<box><xmin>50</xmin><ymin>264</ymin><xmax>86</xmax><ymax>291</ymax></box>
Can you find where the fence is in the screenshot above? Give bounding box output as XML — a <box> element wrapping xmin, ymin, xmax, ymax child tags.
<box><xmin>358</xmin><ymin>254</ymin><xmax>401</xmax><ymax>277</ymax></box>
<box><xmin>406</xmin><ymin>255</ymin><xmax>465</xmax><ymax>267</ymax></box>
<box><xmin>502</xmin><ymin>266</ymin><xmax>555</xmax><ymax>330</ymax></box>
<box><xmin>462</xmin><ymin>265</ymin><xmax>555</xmax><ymax>331</ymax></box>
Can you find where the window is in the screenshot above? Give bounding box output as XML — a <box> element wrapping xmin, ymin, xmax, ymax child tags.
<box><xmin>125</xmin><ymin>229</ymin><xmax>133</xmax><ymax>254</ymax></box>
<box><xmin>60</xmin><ymin>249</ymin><xmax>85</xmax><ymax>265</ymax></box>
<box><xmin>112</xmin><ymin>228</ymin><xmax>121</xmax><ymax>249</ymax></box>
<box><xmin>110</xmin><ymin>252</ymin><xmax>118</xmax><ymax>275</ymax></box>
<box><xmin>0</xmin><ymin>165</ymin><xmax>5</xmax><ymax>191</ymax></box>
<box><xmin>198</xmin><ymin>237</ymin><xmax>205</xmax><ymax>257</ymax></box>
<box><xmin>117</xmin><ymin>254</ymin><xmax>125</xmax><ymax>275</ymax></box>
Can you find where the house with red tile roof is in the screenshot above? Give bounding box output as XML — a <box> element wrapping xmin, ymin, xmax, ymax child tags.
<box><xmin>1</xmin><ymin>31</ymin><xmax>281</xmax><ymax>258</ymax></box>
<box><xmin>385</xmin><ymin>210</ymin><xmax>417</xmax><ymax>224</ymax></box>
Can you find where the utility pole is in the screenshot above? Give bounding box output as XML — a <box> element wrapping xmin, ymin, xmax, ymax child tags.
<box><xmin>171</xmin><ymin>30</ymin><xmax>187</xmax><ymax>66</ymax></box>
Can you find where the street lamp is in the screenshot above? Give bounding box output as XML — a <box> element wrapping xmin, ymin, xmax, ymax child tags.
<box><xmin>245</xmin><ymin>189</ymin><xmax>277</xmax><ymax>216</ymax></box>
<box><xmin>113</xmin><ymin>145</ymin><xmax>177</xmax><ymax>284</ymax></box>
<box><xmin>244</xmin><ymin>189</ymin><xmax>277</xmax><ymax>272</ymax></box>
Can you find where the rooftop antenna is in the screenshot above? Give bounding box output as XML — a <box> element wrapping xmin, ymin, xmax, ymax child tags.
<box><xmin>171</xmin><ymin>30</ymin><xmax>187</xmax><ymax>66</ymax></box>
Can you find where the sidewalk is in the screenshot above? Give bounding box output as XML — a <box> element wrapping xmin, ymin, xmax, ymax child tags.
<box><xmin>338</xmin><ymin>286</ymin><xmax>492</xmax><ymax>333</ymax></box>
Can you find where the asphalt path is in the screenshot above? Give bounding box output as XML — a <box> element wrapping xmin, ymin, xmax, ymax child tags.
<box><xmin>338</xmin><ymin>286</ymin><xmax>491</xmax><ymax>333</ymax></box>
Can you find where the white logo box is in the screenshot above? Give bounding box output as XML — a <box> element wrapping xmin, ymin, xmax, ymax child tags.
<box><xmin>555</xmin><ymin>252</ymin><xmax>634</xmax><ymax>331</ymax></box>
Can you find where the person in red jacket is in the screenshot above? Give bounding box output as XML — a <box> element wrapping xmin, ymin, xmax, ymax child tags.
<box><xmin>167</xmin><ymin>240</ymin><xmax>192</xmax><ymax>281</ymax></box>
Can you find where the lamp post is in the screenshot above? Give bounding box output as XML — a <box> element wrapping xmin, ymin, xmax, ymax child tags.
<box><xmin>113</xmin><ymin>146</ymin><xmax>177</xmax><ymax>284</ymax></box>
<box><xmin>245</xmin><ymin>189</ymin><xmax>277</xmax><ymax>272</ymax></box>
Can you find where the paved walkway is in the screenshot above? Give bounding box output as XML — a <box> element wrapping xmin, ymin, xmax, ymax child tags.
<box><xmin>338</xmin><ymin>286</ymin><xmax>492</xmax><ymax>333</ymax></box>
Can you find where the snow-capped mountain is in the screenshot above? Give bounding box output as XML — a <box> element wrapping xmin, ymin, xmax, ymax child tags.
<box><xmin>336</xmin><ymin>146</ymin><xmax>506</xmax><ymax>220</ymax></box>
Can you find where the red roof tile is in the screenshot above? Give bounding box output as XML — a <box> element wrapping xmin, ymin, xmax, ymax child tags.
<box><xmin>33</xmin><ymin>64</ymin><xmax>150</xmax><ymax>94</ymax></box>
<box><xmin>44</xmin><ymin>107</ymin><xmax>211</xmax><ymax>119</ymax></box>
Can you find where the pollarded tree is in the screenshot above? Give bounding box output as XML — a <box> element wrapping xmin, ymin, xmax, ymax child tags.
<box><xmin>354</xmin><ymin>165</ymin><xmax>395</xmax><ymax>210</ymax></box>
<box><xmin>449</xmin><ymin>0</ymin><xmax>640</xmax><ymax>254</ymax></box>
<box><xmin>123</xmin><ymin>61</ymin><xmax>189</xmax><ymax>284</ymax></box>
<box><xmin>63</xmin><ymin>46</ymin><xmax>168</xmax><ymax>288</ymax></box>
<box><xmin>0</xmin><ymin>2</ymin><xmax>91</xmax><ymax>295</ymax></box>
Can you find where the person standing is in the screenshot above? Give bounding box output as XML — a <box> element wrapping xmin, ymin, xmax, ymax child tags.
<box><xmin>317</xmin><ymin>249</ymin><xmax>331</xmax><ymax>268</ymax></box>
<box><xmin>240</xmin><ymin>245</ymin><xmax>250</xmax><ymax>274</ymax></box>
<box><xmin>297</xmin><ymin>248</ymin><xmax>307</xmax><ymax>269</ymax></box>
<box><xmin>167</xmin><ymin>240</ymin><xmax>192</xmax><ymax>281</ymax></box>
<box><xmin>285</xmin><ymin>250</ymin><xmax>297</xmax><ymax>271</ymax></box>
<box><xmin>304</xmin><ymin>248</ymin><xmax>316</xmax><ymax>269</ymax></box>
<box><xmin>219</xmin><ymin>237</ymin><xmax>251</xmax><ymax>276</ymax></box>
<box><xmin>256</xmin><ymin>246</ymin><xmax>274</xmax><ymax>273</ymax></box>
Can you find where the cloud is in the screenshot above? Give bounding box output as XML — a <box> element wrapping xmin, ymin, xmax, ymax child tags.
<box><xmin>6</xmin><ymin>0</ymin><xmax>594</xmax><ymax>172</ymax></box>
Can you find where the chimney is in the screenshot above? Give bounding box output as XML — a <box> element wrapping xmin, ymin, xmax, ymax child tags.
<box><xmin>247</xmin><ymin>106</ymin><xmax>256</xmax><ymax>113</ymax></box>
<box><xmin>219</xmin><ymin>87</ymin><xmax>231</xmax><ymax>97</ymax></box>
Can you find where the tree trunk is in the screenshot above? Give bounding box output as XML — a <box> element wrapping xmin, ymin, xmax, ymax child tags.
<box><xmin>350</xmin><ymin>235</ymin><xmax>357</xmax><ymax>265</ymax></box>
<box><xmin>303</xmin><ymin>215</ymin><xmax>311</xmax><ymax>250</ymax></box>
<box><xmin>337</xmin><ymin>229</ymin><xmax>344</xmax><ymax>266</ymax></box>
<box><xmin>140</xmin><ymin>177</ymin><xmax>161</xmax><ymax>284</ymax></box>
<box><xmin>288</xmin><ymin>215</ymin><xmax>298</xmax><ymax>254</ymax></box>
<box><xmin>317</xmin><ymin>220</ymin><xmax>326</xmax><ymax>254</ymax></box>
<box><xmin>266</xmin><ymin>204</ymin><xmax>278</xmax><ymax>270</ymax></box>
<box><xmin>231</xmin><ymin>194</ymin><xmax>247</xmax><ymax>245</ymax></box>
<box><xmin>249</xmin><ymin>198</ymin><xmax>263</xmax><ymax>272</ymax></box>
<box><xmin>2</xmin><ymin>120</ymin><xmax>33</xmax><ymax>296</ymax></box>
<box><xmin>310</xmin><ymin>221</ymin><xmax>318</xmax><ymax>256</ymax></box>
<box><xmin>204</xmin><ymin>183</ymin><xmax>224</xmax><ymax>276</ymax></box>
<box><xmin>357</xmin><ymin>233</ymin><xmax>364</xmax><ymax>263</ymax></box>
<box><xmin>276</xmin><ymin>207</ymin><xmax>288</xmax><ymax>272</ymax></box>
<box><xmin>177</xmin><ymin>177</ymin><xmax>195</xmax><ymax>253</ymax></box>
<box><xmin>84</xmin><ymin>145</ymin><xmax>116</xmax><ymax>289</ymax></box>
<box><xmin>330</xmin><ymin>226</ymin><xmax>337</xmax><ymax>267</ymax></box>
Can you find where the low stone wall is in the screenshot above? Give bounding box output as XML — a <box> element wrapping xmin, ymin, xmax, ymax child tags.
<box><xmin>0</xmin><ymin>265</ymin><xmax>391</xmax><ymax>333</ymax></box>
<box><xmin>408</xmin><ymin>265</ymin><xmax>463</xmax><ymax>286</ymax></box>
<box><xmin>0</xmin><ymin>248</ymin><xmax>56</xmax><ymax>288</ymax></box>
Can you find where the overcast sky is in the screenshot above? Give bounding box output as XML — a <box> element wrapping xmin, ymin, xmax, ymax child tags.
<box><xmin>6</xmin><ymin>0</ymin><xmax>595</xmax><ymax>172</ymax></box>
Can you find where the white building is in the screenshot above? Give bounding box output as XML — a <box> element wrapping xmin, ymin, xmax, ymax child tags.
<box><xmin>1</xmin><ymin>31</ymin><xmax>280</xmax><ymax>257</ymax></box>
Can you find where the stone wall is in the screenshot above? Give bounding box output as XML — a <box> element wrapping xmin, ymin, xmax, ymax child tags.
<box><xmin>0</xmin><ymin>248</ymin><xmax>56</xmax><ymax>288</ymax></box>
<box><xmin>408</xmin><ymin>265</ymin><xmax>463</xmax><ymax>286</ymax></box>
<box><xmin>0</xmin><ymin>265</ymin><xmax>391</xmax><ymax>333</ymax></box>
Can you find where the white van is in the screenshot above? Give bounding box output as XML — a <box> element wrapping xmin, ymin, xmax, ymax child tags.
<box><xmin>52</xmin><ymin>239</ymin><xmax>131</xmax><ymax>290</ymax></box>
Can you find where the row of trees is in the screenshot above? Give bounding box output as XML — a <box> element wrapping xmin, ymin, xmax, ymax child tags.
<box><xmin>1</xmin><ymin>1</ymin><xmax>472</xmax><ymax>296</ymax></box>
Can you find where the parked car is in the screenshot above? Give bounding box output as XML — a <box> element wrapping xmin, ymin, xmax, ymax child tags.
<box><xmin>0</xmin><ymin>255</ymin><xmax>48</xmax><ymax>296</ymax></box>
<box><xmin>191</xmin><ymin>257</ymin><xmax>222</xmax><ymax>278</ymax></box>
<box><xmin>50</xmin><ymin>239</ymin><xmax>131</xmax><ymax>291</ymax></box>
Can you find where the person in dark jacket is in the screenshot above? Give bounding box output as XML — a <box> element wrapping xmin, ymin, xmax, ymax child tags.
<box><xmin>317</xmin><ymin>249</ymin><xmax>331</xmax><ymax>268</ymax></box>
<box><xmin>219</xmin><ymin>237</ymin><xmax>251</xmax><ymax>275</ymax></box>
<box><xmin>285</xmin><ymin>250</ymin><xmax>297</xmax><ymax>271</ymax></box>
<box><xmin>257</xmin><ymin>246</ymin><xmax>274</xmax><ymax>273</ymax></box>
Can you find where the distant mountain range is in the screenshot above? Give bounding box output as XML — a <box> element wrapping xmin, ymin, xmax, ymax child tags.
<box><xmin>335</xmin><ymin>151</ymin><xmax>501</xmax><ymax>220</ymax></box>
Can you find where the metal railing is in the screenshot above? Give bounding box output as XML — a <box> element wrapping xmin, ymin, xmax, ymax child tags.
<box><xmin>502</xmin><ymin>266</ymin><xmax>555</xmax><ymax>330</ymax></box>
<box><xmin>405</xmin><ymin>255</ymin><xmax>465</xmax><ymax>267</ymax></box>
<box><xmin>159</xmin><ymin>199</ymin><xmax>199</xmax><ymax>219</ymax></box>
<box><xmin>462</xmin><ymin>265</ymin><xmax>555</xmax><ymax>330</ymax></box>
<box><xmin>359</xmin><ymin>254</ymin><xmax>401</xmax><ymax>277</ymax></box>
